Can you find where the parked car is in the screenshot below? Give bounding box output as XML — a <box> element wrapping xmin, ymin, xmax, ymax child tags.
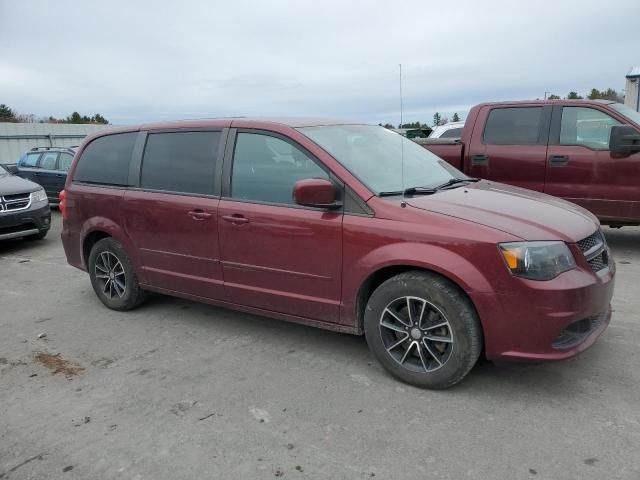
<box><xmin>17</xmin><ymin>146</ymin><xmax>77</xmax><ymax>205</ymax></box>
<box><xmin>428</xmin><ymin>121</ymin><xmax>465</xmax><ymax>139</ymax></box>
<box><xmin>61</xmin><ymin>119</ymin><xmax>614</xmax><ymax>388</ymax></box>
<box><xmin>415</xmin><ymin>100</ymin><xmax>640</xmax><ymax>226</ymax></box>
<box><xmin>0</xmin><ymin>164</ymin><xmax>51</xmax><ymax>241</ymax></box>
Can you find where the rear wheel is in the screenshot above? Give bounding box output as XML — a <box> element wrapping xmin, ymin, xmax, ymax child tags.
<box><xmin>88</xmin><ymin>237</ymin><xmax>146</xmax><ymax>311</ymax></box>
<box><xmin>364</xmin><ymin>271</ymin><xmax>482</xmax><ymax>389</ymax></box>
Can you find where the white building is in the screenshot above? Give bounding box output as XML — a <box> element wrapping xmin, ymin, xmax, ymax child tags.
<box><xmin>625</xmin><ymin>67</ymin><xmax>640</xmax><ymax>112</ymax></box>
<box><xmin>0</xmin><ymin>122</ymin><xmax>113</xmax><ymax>165</ymax></box>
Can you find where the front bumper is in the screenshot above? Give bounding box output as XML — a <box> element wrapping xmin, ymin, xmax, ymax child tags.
<box><xmin>471</xmin><ymin>261</ymin><xmax>615</xmax><ymax>362</ymax></box>
<box><xmin>0</xmin><ymin>203</ymin><xmax>51</xmax><ymax>240</ymax></box>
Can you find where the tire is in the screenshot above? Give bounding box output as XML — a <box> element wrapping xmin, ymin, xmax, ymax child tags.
<box><xmin>88</xmin><ymin>237</ymin><xmax>147</xmax><ymax>311</ymax></box>
<box><xmin>27</xmin><ymin>230</ymin><xmax>48</xmax><ymax>240</ymax></box>
<box><xmin>364</xmin><ymin>271</ymin><xmax>482</xmax><ymax>389</ymax></box>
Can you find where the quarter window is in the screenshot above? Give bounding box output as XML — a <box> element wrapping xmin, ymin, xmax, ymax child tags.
<box><xmin>483</xmin><ymin>107</ymin><xmax>543</xmax><ymax>145</ymax></box>
<box><xmin>231</xmin><ymin>133</ymin><xmax>328</xmax><ymax>205</ymax></box>
<box><xmin>141</xmin><ymin>131</ymin><xmax>220</xmax><ymax>195</ymax></box>
<box><xmin>74</xmin><ymin>132</ymin><xmax>137</xmax><ymax>186</ymax></box>
<box><xmin>560</xmin><ymin>107</ymin><xmax>621</xmax><ymax>149</ymax></box>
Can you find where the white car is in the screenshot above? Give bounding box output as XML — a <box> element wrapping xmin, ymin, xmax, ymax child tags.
<box><xmin>429</xmin><ymin>121</ymin><xmax>465</xmax><ymax>139</ymax></box>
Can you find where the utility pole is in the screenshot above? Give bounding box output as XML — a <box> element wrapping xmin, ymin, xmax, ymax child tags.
<box><xmin>544</xmin><ymin>91</ymin><xmax>550</xmax><ymax>100</ymax></box>
<box><xmin>399</xmin><ymin>64</ymin><xmax>403</xmax><ymax>128</ymax></box>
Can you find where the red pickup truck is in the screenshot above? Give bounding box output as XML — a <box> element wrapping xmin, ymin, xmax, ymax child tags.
<box><xmin>417</xmin><ymin>100</ymin><xmax>640</xmax><ymax>226</ymax></box>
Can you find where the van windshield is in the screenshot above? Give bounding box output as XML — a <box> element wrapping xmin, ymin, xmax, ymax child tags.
<box><xmin>298</xmin><ymin>125</ymin><xmax>465</xmax><ymax>195</ymax></box>
<box><xmin>610</xmin><ymin>103</ymin><xmax>640</xmax><ymax>126</ymax></box>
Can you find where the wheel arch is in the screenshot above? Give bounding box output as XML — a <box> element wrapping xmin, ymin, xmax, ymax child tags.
<box><xmin>79</xmin><ymin>217</ymin><xmax>143</xmax><ymax>280</ymax></box>
<box><xmin>347</xmin><ymin>243</ymin><xmax>495</xmax><ymax>334</ymax></box>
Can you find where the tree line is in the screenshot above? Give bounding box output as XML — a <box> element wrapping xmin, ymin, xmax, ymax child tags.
<box><xmin>546</xmin><ymin>87</ymin><xmax>623</xmax><ymax>102</ymax></box>
<box><xmin>0</xmin><ymin>103</ymin><xmax>109</xmax><ymax>124</ymax></box>
<box><xmin>382</xmin><ymin>86</ymin><xmax>625</xmax><ymax>130</ymax></box>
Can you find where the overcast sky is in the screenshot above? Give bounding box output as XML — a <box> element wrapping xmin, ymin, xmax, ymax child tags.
<box><xmin>1</xmin><ymin>0</ymin><xmax>638</xmax><ymax>126</ymax></box>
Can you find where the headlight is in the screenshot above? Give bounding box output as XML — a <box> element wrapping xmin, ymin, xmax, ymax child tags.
<box><xmin>499</xmin><ymin>241</ymin><xmax>576</xmax><ymax>281</ymax></box>
<box><xmin>30</xmin><ymin>189</ymin><xmax>48</xmax><ymax>203</ymax></box>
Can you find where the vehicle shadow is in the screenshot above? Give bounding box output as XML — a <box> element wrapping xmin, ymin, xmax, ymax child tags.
<box><xmin>602</xmin><ymin>225</ymin><xmax>640</xmax><ymax>258</ymax></box>
<box><xmin>132</xmin><ymin>292</ymin><xmax>607</xmax><ymax>400</ymax></box>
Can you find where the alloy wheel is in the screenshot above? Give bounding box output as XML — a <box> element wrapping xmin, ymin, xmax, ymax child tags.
<box><xmin>94</xmin><ymin>251</ymin><xmax>126</xmax><ymax>299</ymax></box>
<box><xmin>379</xmin><ymin>296</ymin><xmax>454</xmax><ymax>373</ymax></box>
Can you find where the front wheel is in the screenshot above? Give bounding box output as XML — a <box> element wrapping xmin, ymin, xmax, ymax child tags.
<box><xmin>364</xmin><ymin>271</ymin><xmax>483</xmax><ymax>389</ymax></box>
<box><xmin>88</xmin><ymin>237</ymin><xmax>147</xmax><ymax>311</ymax></box>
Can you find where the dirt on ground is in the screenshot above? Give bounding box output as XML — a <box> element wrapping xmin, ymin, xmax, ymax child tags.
<box><xmin>34</xmin><ymin>352</ymin><xmax>84</xmax><ymax>377</ymax></box>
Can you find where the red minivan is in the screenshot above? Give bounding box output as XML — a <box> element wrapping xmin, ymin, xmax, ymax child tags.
<box><xmin>61</xmin><ymin>119</ymin><xmax>615</xmax><ymax>388</ymax></box>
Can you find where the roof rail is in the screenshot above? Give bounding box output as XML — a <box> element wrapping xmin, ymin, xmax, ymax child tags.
<box><xmin>29</xmin><ymin>146</ymin><xmax>75</xmax><ymax>152</ymax></box>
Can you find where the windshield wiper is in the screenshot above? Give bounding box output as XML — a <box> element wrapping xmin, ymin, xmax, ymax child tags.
<box><xmin>432</xmin><ymin>177</ymin><xmax>480</xmax><ymax>190</ymax></box>
<box><xmin>378</xmin><ymin>178</ymin><xmax>480</xmax><ymax>197</ymax></box>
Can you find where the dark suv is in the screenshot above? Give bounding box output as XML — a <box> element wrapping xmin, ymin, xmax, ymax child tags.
<box><xmin>61</xmin><ymin>119</ymin><xmax>614</xmax><ymax>389</ymax></box>
<box><xmin>17</xmin><ymin>146</ymin><xmax>76</xmax><ymax>205</ymax></box>
<box><xmin>0</xmin><ymin>164</ymin><xmax>51</xmax><ymax>241</ymax></box>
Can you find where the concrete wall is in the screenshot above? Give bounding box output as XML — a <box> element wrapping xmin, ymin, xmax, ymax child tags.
<box><xmin>0</xmin><ymin>122</ymin><xmax>114</xmax><ymax>164</ymax></box>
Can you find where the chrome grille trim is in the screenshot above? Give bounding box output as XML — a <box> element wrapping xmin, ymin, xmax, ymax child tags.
<box><xmin>0</xmin><ymin>193</ymin><xmax>33</xmax><ymax>214</ymax></box>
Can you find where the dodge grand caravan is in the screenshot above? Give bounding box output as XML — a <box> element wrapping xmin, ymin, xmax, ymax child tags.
<box><xmin>60</xmin><ymin>119</ymin><xmax>615</xmax><ymax>388</ymax></box>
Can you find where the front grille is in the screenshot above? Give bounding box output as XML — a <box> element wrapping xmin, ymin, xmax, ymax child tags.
<box><xmin>0</xmin><ymin>193</ymin><xmax>32</xmax><ymax>213</ymax></box>
<box><xmin>577</xmin><ymin>229</ymin><xmax>609</xmax><ymax>273</ymax></box>
<box><xmin>3</xmin><ymin>192</ymin><xmax>30</xmax><ymax>202</ymax></box>
<box><xmin>552</xmin><ymin>311</ymin><xmax>608</xmax><ymax>349</ymax></box>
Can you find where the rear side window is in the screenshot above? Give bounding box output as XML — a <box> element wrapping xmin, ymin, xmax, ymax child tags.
<box><xmin>58</xmin><ymin>152</ymin><xmax>74</xmax><ymax>172</ymax></box>
<box><xmin>39</xmin><ymin>152</ymin><xmax>58</xmax><ymax>170</ymax></box>
<box><xmin>74</xmin><ymin>132</ymin><xmax>137</xmax><ymax>186</ymax></box>
<box><xmin>22</xmin><ymin>153</ymin><xmax>41</xmax><ymax>167</ymax></box>
<box><xmin>141</xmin><ymin>131</ymin><xmax>220</xmax><ymax>195</ymax></box>
<box><xmin>483</xmin><ymin>107</ymin><xmax>543</xmax><ymax>145</ymax></box>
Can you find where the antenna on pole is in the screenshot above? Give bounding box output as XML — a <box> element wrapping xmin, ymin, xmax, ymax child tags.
<box><xmin>399</xmin><ymin>63</ymin><xmax>405</xmax><ymax>198</ymax></box>
<box><xmin>399</xmin><ymin>63</ymin><xmax>403</xmax><ymax>128</ymax></box>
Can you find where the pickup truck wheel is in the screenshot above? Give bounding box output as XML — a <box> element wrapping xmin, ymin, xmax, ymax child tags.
<box><xmin>364</xmin><ymin>271</ymin><xmax>482</xmax><ymax>389</ymax></box>
<box><xmin>88</xmin><ymin>238</ymin><xmax>146</xmax><ymax>311</ymax></box>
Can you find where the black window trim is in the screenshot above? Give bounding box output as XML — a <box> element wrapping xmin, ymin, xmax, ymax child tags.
<box><xmin>482</xmin><ymin>105</ymin><xmax>552</xmax><ymax>146</ymax></box>
<box><xmin>221</xmin><ymin>128</ymin><xmax>349</xmax><ymax>213</ymax></box>
<box><xmin>549</xmin><ymin>105</ymin><xmax>619</xmax><ymax>151</ymax></box>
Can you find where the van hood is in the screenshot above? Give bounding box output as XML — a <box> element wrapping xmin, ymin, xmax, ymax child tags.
<box><xmin>0</xmin><ymin>173</ymin><xmax>41</xmax><ymax>195</ymax></box>
<box><xmin>404</xmin><ymin>181</ymin><xmax>598</xmax><ymax>242</ymax></box>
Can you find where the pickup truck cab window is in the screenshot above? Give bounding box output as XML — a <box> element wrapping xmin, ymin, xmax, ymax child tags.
<box><xmin>483</xmin><ymin>107</ymin><xmax>543</xmax><ymax>145</ymax></box>
<box><xmin>231</xmin><ymin>132</ymin><xmax>328</xmax><ymax>205</ymax></box>
<box><xmin>560</xmin><ymin>107</ymin><xmax>621</xmax><ymax>150</ymax></box>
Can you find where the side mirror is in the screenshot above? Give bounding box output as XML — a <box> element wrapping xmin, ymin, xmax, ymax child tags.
<box><xmin>609</xmin><ymin>125</ymin><xmax>640</xmax><ymax>155</ymax></box>
<box><xmin>293</xmin><ymin>178</ymin><xmax>341</xmax><ymax>209</ymax></box>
